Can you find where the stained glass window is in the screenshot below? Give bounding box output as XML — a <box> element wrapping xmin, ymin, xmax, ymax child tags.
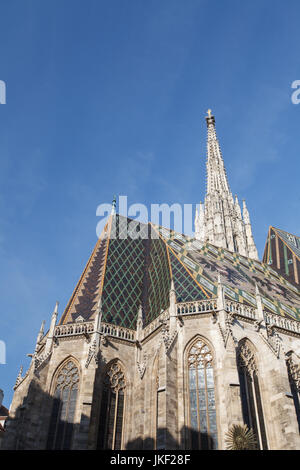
<box><xmin>97</xmin><ymin>362</ymin><xmax>126</xmax><ymax>450</ymax></box>
<box><xmin>47</xmin><ymin>360</ymin><xmax>79</xmax><ymax>449</ymax></box>
<box><xmin>237</xmin><ymin>340</ymin><xmax>268</xmax><ymax>449</ymax></box>
<box><xmin>187</xmin><ymin>339</ymin><xmax>218</xmax><ymax>449</ymax></box>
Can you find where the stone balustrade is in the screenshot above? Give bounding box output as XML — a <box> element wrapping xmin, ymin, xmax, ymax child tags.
<box><xmin>53</xmin><ymin>299</ymin><xmax>300</xmax><ymax>344</ymax></box>
<box><xmin>100</xmin><ymin>323</ymin><xmax>136</xmax><ymax>341</ymax></box>
<box><xmin>142</xmin><ymin>309</ymin><xmax>169</xmax><ymax>339</ymax></box>
<box><xmin>177</xmin><ymin>299</ymin><xmax>217</xmax><ymax>315</ymax></box>
<box><xmin>264</xmin><ymin>311</ymin><xmax>300</xmax><ymax>334</ymax></box>
<box><xmin>54</xmin><ymin>322</ymin><xmax>94</xmax><ymax>337</ymax></box>
<box><xmin>54</xmin><ymin>321</ymin><xmax>136</xmax><ymax>342</ymax></box>
<box><xmin>225</xmin><ymin>300</ymin><xmax>256</xmax><ymax>320</ymax></box>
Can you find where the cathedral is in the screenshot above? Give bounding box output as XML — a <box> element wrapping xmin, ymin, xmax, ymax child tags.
<box><xmin>3</xmin><ymin>111</ymin><xmax>300</xmax><ymax>450</ymax></box>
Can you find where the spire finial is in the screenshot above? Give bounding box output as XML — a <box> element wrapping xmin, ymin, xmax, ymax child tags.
<box><xmin>111</xmin><ymin>195</ymin><xmax>117</xmax><ymax>215</ymax></box>
<box><xmin>255</xmin><ymin>282</ymin><xmax>260</xmax><ymax>296</ymax></box>
<box><xmin>205</xmin><ymin>108</ymin><xmax>215</xmax><ymax>126</ymax></box>
<box><xmin>94</xmin><ymin>296</ymin><xmax>103</xmax><ymax>333</ymax></box>
<box><xmin>137</xmin><ymin>304</ymin><xmax>143</xmax><ymax>322</ymax></box>
<box><xmin>136</xmin><ymin>304</ymin><xmax>143</xmax><ymax>336</ymax></box>
<box><xmin>96</xmin><ymin>296</ymin><xmax>102</xmax><ymax>314</ymax></box>
<box><xmin>39</xmin><ymin>320</ymin><xmax>45</xmax><ymax>335</ymax></box>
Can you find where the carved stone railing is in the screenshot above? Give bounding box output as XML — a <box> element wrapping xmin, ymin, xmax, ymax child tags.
<box><xmin>52</xmin><ymin>302</ymin><xmax>300</xmax><ymax>346</ymax></box>
<box><xmin>177</xmin><ymin>299</ymin><xmax>217</xmax><ymax>315</ymax></box>
<box><xmin>101</xmin><ymin>323</ymin><xmax>136</xmax><ymax>341</ymax></box>
<box><xmin>264</xmin><ymin>311</ymin><xmax>300</xmax><ymax>335</ymax></box>
<box><xmin>55</xmin><ymin>322</ymin><xmax>94</xmax><ymax>337</ymax></box>
<box><xmin>142</xmin><ymin>309</ymin><xmax>169</xmax><ymax>339</ymax></box>
<box><xmin>54</xmin><ymin>321</ymin><xmax>136</xmax><ymax>342</ymax></box>
<box><xmin>225</xmin><ymin>300</ymin><xmax>256</xmax><ymax>320</ymax></box>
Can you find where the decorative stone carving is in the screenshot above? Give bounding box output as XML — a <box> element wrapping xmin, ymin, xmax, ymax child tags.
<box><xmin>105</xmin><ymin>362</ymin><xmax>126</xmax><ymax>392</ymax></box>
<box><xmin>75</xmin><ymin>315</ymin><xmax>85</xmax><ymax>322</ymax></box>
<box><xmin>254</xmin><ymin>319</ymin><xmax>264</xmax><ymax>332</ymax></box>
<box><xmin>14</xmin><ymin>366</ymin><xmax>24</xmax><ymax>390</ymax></box>
<box><xmin>260</xmin><ymin>325</ymin><xmax>282</xmax><ymax>358</ymax></box>
<box><xmin>160</xmin><ymin>319</ymin><xmax>178</xmax><ymax>354</ymax></box>
<box><xmin>34</xmin><ymin>350</ymin><xmax>52</xmax><ymax>372</ymax></box>
<box><xmin>56</xmin><ymin>360</ymin><xmax>79</xmax><ymax>389</ymax></box>
<box><xmin>137</xmin><ymin>352</ymin><xmax>147</xmax><ymax>379</ymax></box>
<box><xmin>237</xmin><ymin>340</ymin><xmax>257</xmax><ymax>373</ymax></box>
<box><xmin>286</xmin><ymin>353</ymin><xmax>300</xmax><ymax>391</ymax></box>
<box><xmin>217</xmin><ymin>311</ymin><xmax>237</xmax><ymax>348</ymax></box>
<box><xmin>85</xmin><ymin>334</ymin><xmax>107</xmax><ymax>368</ymax></box>
<box><xmin>85</xmin><ymin>339</ymin><xmax>98</xmax><ymax>368</ymax></box>
<box><xmin>188</xmin><ymin>339</ymin><xmax>213</xmax><ymax>369</ymax></box>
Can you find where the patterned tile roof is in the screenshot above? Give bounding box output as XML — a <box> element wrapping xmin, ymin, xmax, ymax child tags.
<box><xmin>272</xmin><ymin>227</ymin><xmax>300</xmax><ymax>261</ymax></box>
<box><xmin>154</xmin><ymin>225</ymin><xmax>300</xmax><ymax>322</ymax></box>
<box><xmin>60</xmin><ymin>215</ymin><xmax>300</xmax><ymax>328</ymax></box>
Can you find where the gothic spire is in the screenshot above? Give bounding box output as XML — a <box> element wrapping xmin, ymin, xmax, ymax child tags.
<box><xmin>205</xmin><ymin>109</ymin><xmax>231</xmax><ymax>196</ymax></box>
<box><xmin>243</xmin><ymin>199</ymin><xmax>259</xmax><ymax>260</ymax></box>
<box><xmin>195</xmin><ymin>110</ymin><xmax>259</xmax><ymax>260</ymax></box>
<box><xmin>45</xmin><ymin>301</ymin><xmax>59</xmax><ymax>355</ymax></box>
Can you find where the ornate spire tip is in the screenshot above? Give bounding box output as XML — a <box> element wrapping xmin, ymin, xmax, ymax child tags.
<box><xmin>205</xmin><ymin>108</ymin><xmax>215</xmax><ymax>126</ymax></box>
<box><xmin>111</xmin><ymin>195</ymin><xmax>117</xmax><ymax>215</ymax></box>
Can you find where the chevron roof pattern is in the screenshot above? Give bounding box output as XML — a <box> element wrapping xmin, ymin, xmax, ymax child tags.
<box><xmin>272</xmin><ymin>227</ymin><xmax>300</xmax><ymax>261</ymax></box>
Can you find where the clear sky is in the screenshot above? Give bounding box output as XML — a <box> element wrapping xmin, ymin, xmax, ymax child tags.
<box><xmin>1</xmin><ymin>0</ymin><xmax>300</xmax><ymax>406</ymax></box>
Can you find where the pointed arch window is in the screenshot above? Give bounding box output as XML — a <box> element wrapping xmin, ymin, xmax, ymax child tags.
<box><xmin>237</xmin><ymin>340</ymin><xmax>268</xmax><ymax>449</ymax></box>
<box><xmin>187</xmin><ymin>339</ymin><xmax>218</xmax><ymax>449</ymax></box>
<box><xmin>286</xmin><ymin>354</ymin><xmax>300</xmax><ymax>432</ymax></box>
<box><xmin>47</xmin><ymin>359</ymin><xmax>79</xmax><ymax>449</ymax></box>
<box><xmin>97</xmin><ymin>362</ymin><xmax>126</xmax><ymax>450</ymax></box>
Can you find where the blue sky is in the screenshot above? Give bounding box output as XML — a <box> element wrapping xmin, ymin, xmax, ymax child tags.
<box><xmin>1</xmin><ymin>0</ymin><xmax>300</xmax><ymax>406</ymax></box>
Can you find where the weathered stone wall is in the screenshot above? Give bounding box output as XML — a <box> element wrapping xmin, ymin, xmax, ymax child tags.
<box><xmin>3</xmin><ymin>308</ymin><xmax>300</xmax><ymax>450</ymax></box>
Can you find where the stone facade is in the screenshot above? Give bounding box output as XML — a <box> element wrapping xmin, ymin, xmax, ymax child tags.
<box><xmin>3</xmin><ymin>291</ymin><xmax>300</xmax><ymax>450</ymax></box>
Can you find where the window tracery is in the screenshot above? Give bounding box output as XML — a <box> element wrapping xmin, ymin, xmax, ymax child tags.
<box><xmin>286</xmin><ymin>354</ymin><xmax>300</xmax><ymax>432</ymax></box>
<box><xmin>187</xmin><ymin>338</ymin><xmax>218</xmax><ymax>449</ymax></box>
<box><xmin>237</xmin><ymin>340</ymin><xmax>268</xmax><ymax>449</ymax></box>
<box><xmin>47</xmin><ymin>359</ymin><xmax>79</xmax><ymax>449</ymax></box>
<box><xmin>97</xmin><ymin>361</ymin><xmax>126</xmax><ymax>450</ymax></box>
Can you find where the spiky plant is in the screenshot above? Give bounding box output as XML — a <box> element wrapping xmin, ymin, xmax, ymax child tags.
<box><xmin>225</xmin><ymin>424</ymin><xmax>257</xmax><ymax>450</ymax></box>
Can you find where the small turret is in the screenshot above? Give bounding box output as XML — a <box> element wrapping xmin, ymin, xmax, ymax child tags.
<box><xmin>136</xmin><ymin>305</ymin><xmax>143</xmax><ymax>342</ymax></box>
<box><xmin>234</xmin><ymin>195</ymin><xmax>242</xmax><ymax>219</ymax></box>
<box><xmin>243</xmin><ymin>200</ymin><xmax>259</xmax><ymax>260</ymax></box>
<box><xmin>255</xmin><ymin>282</ymin><xmax>264</xmax><ymax>321</ymax></box>
<box><xmin>34</xmin><ymin>320</ymin><xmax>45</xmax><ymax>353</ymax></box>
<box><xmin>45</xmin><ymin>302</ymin><xmax>59</xmax><ymax>355</ymax></box>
